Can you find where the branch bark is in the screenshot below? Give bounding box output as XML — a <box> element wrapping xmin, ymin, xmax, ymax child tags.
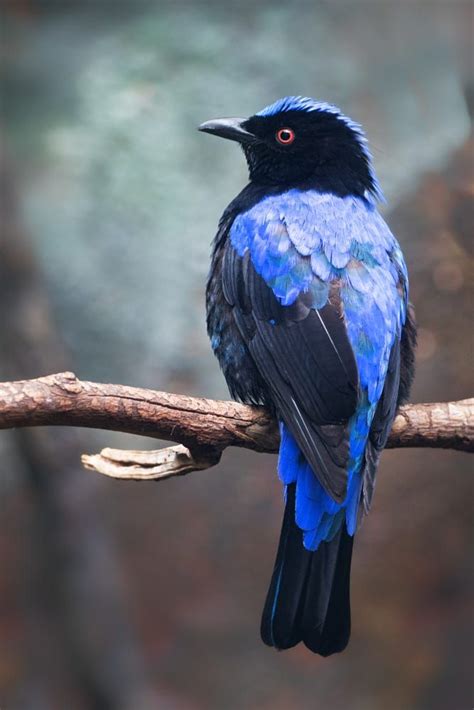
<box><xmin>0</xmin><ymin>372</ymin><xmax>472</xmax><ymax>481</ymax></box>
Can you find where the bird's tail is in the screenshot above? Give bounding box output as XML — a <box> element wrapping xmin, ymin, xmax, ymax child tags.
<box><xmin>260</xmin><ymin>483</ymin><xmax>354</xmax><ymax>656</ymax></box>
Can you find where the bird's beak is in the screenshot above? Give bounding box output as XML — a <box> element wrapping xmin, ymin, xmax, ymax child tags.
<box><xmin>198</xmin><ymin>117</ymin><xmax>256</xmax><ymax>145</ymax></box>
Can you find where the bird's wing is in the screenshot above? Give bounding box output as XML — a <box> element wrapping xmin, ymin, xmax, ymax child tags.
<box><xmin>361</xmin><ymin>337</ymin><xmax>401</xmax><ymax>514</ymax></box>
<box><xmin>360</xmin><ymin>243</ymin><xmax>412</xmax><ymax>514</ymax></box>
<box><xmin>222</xmin><ymin>213</ymin><xmax>359</xmax><ymax>503</ymax></box>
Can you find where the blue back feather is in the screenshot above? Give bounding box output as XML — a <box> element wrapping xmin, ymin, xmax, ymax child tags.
<box><xmin>230</xmin><ymin>189</ymin><xmax>407</xmax><ymax>550</ymax></box>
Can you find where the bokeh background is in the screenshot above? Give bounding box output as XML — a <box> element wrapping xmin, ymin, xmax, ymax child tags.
<box><xmin>1</xmin><ymin>2</ymin><xmax>473</xmax><ymax>708</ymax></box>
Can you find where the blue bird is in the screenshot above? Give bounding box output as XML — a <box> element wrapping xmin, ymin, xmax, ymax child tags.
<box><xmin>200</xmin><ymin>97</ymin><xmax>416</xmax><ymax>656</ymax></box>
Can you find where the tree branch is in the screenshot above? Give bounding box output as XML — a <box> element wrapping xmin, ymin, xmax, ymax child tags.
<box><xmin>0</xmin><ymin>372</ymin><xmax>472</xmax><ymax>481</ymax></box>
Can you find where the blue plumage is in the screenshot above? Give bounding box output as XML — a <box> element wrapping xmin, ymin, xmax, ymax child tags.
<box><xmin>230</xmin><ymin>190</ymin><xmax>407</xmax><ymax>550</ymax></box>
<box><xmin>203</xmin><ymin>97</ymin><xmax>416</xmax><ymax>655</ymax></box>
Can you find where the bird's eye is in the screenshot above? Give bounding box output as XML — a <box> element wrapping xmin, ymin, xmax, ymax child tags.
<box><xmin>275</xmin><ymin>127</ymin><xmax>295</xmax><ymax>145</ymax></box>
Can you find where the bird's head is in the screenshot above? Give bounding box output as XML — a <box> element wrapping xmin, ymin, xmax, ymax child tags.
<box><xmin>199</xmin><ymin>96</ymin><xmax>382</xmax><ymax>201</ymax></box>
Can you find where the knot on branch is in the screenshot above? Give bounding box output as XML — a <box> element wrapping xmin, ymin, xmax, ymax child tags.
<box><xmin>52</xmin><ymin>371</ymin><xmax>83</xmax><ymax>395</ymax></box>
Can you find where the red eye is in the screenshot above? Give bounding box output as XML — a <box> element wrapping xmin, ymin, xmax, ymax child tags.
<box><xmin>276</xmin><ymin>127</ymin><xmax>295</xmax><ymax>145</ymax></box>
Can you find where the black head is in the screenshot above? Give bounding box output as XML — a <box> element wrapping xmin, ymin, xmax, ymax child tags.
<box><xmin>199</xmin><ymin>96</ymin><xmax>382</xmax><ymax>201</ymax></box>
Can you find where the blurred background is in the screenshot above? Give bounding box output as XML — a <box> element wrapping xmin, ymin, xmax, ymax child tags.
<box><xmin>1</xmin><ymin>1</ymin><xmax>473</xmax><ymax>708</ymax></box>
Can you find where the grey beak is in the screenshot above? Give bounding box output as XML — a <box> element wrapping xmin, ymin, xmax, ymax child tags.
<box><xmin>198</xmin><ymin>117</ymin><xmax>256</xmax><ymax>144</ymax></box>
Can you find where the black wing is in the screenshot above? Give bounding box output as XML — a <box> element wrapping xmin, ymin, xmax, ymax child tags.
<box><xmin>222</xmin><ymin>243</ymin><xmax>359</xmax><ymax>503</ymax></box>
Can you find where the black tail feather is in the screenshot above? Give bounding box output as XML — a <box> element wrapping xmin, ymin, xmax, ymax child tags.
<box><xmin>260</xmin><ymin>484</ymin><xmax>311</xmax><ymax>649</ymax></box>
<box><xmin>261</xmin><ymin>483</ymin><xmax>354</xmax><ymax>656</ymax></box>
<box><xmin>303</xmin><ymin>526</ymin><xmax>353</xmax><ymax>655</ymax></box>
